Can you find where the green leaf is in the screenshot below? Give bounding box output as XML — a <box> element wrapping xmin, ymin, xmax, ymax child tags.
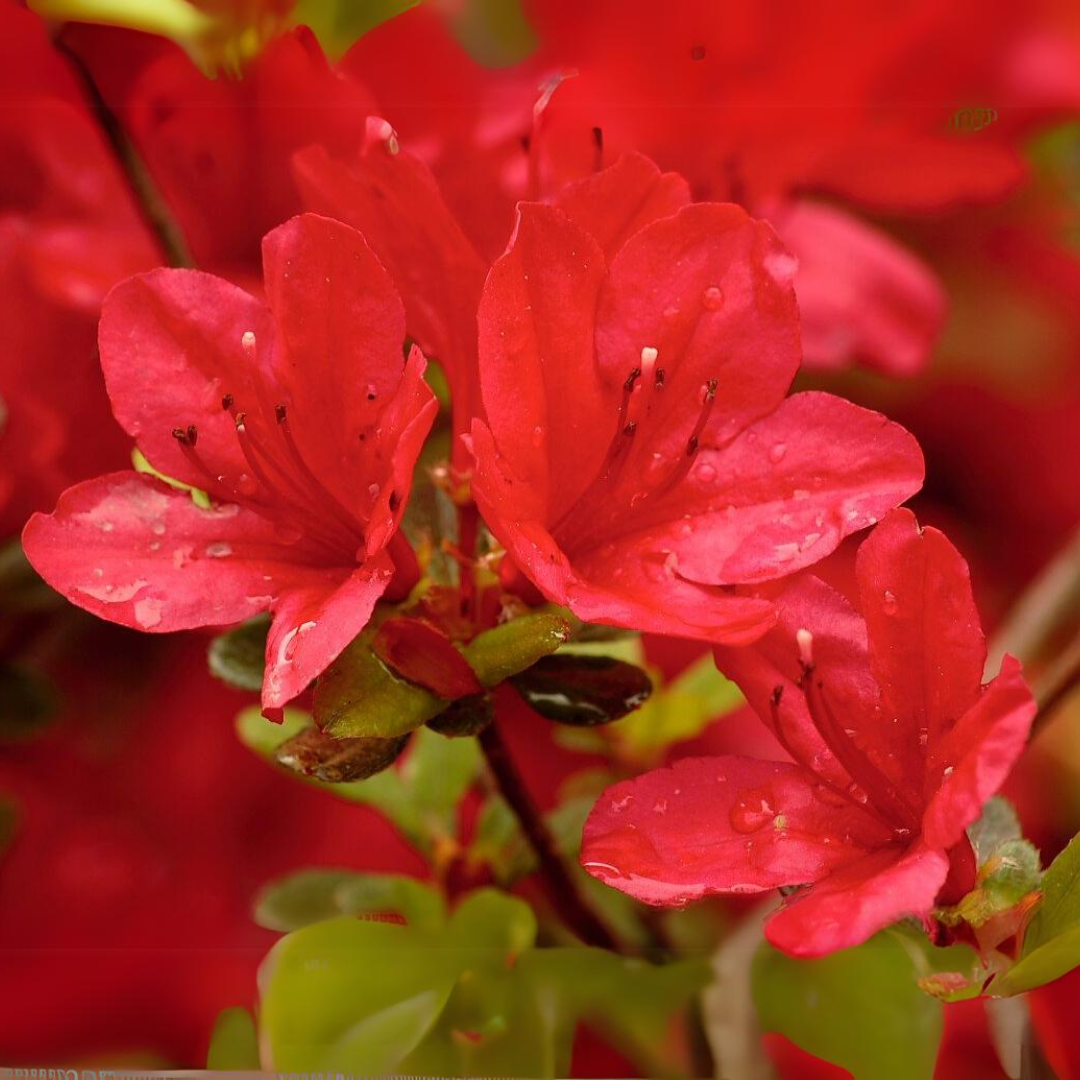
<box><xmin>446</xmin><ymin>889</ymin><xmax>538</xmax><ymax>958</ymax></box>
<box><xmin>260</xmin><ymin>915</ymin><xmax>457</xmax><ymax>1071</ymax></box>
<box><xmin>207</xmin><ymin>1007</ymin><xmax>260</xmax><ymax>1068</ymax></box>
<box><xmin>131</xmin><ymin>447</ymin><xmax>210</xmax><ymax>508</ymax></box>
<box><xmin>208</xmin><ymin>616</ymin><xmax>269</xmax><ymax>692</ymax></box>
<box><xmin>752</xmin><ymin>934</ymin><xmax>943</xmax><ymax>1080</ymax></box>
<box><xmin>994</xmin><ymin>831</ymin><xmax>1080</xmax><ymax>995</ymax></box>
<box><xmin>291</xmin><ymin>0</ymin><xmax>418</xmax><ymax>60</ymax></box>
<box><xmin>968</xmin><ymin>797</ymin><xmax>1023</xmax><ymax>864</ymax></box>
<box><xmin>254</xmin><ymin>870</ymin><xmax>445</xmax><ymax>934</ymax></box>
<box><xmin>510</xmin><ymin>654</ymin><xmax>652</xmax><ymax>726</ymax></box>
<box><xmin>235</xmin><ymin>706</ymin><xmax>311</xmax><ymax>759</ymax></box>
<box><xmin>314</xmin><ymin>610</ymin><xmax>446</xmax><ymax>738</ymax></box>
<box><xmin>275</xmin><ymin>726</ymin><xmax>410</xmax><ymax>782</ymax></box>
<box><xmin>427</xmin><ymin>694</ymin><xmax>494</xmax><ymax>737</ymax></box>
<box><xmin>462</xmin><ymin>610</ymin><xmax>572</xmax><ymax>687</ymax></box>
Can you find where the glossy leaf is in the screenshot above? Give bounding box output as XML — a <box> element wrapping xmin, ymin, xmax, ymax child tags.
<box><xmin>510</xmin><ymin>654</ymin><xmax>652</xmax><ymax>726</ymax></box>
<box><xmin>752</xmin><ymin>934</ymin><xmax>943</xmax><ymax>1080</ymax></box>
<box><xmin>254</xmin><ymin>870</ymin><xmax>444</xmax><ymax>933</ymax></box>
<box><xmin>207</xmin><ymin>615</ymin><xmax>270</xmax><ymax>692</ymax></box>
<box><xmin>275</xmin><ymin>726</ymin><xmax>410</xmax><ymax>783</ymax></box>
<box><xmin>207</xmin><ymin>1007</ymin><xmax>260</xmax><ymax>1068</ymax></box>
<box><xmin>462</xmin><ymin>610</ymin><xmax>573</xmax><ymax>687</ymax></box>
<box><xmin>994</xmin><ymin>831</ymin><xmax>1080</xmax><ymax>995</ymax></box>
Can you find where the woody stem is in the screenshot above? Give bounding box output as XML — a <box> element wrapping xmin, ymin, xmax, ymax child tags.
<box><xmin>478</xmin><ymin>717</ymin><xmax>624</xmax><ymax>953</ymax></box>
<box><xmin>55</xmin><ymin>32</ymin><xmax>195</xmax><ymax>269</ymax></box>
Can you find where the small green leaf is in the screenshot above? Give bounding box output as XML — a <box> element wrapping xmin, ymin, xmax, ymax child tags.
<box><xmin>462</xmin><ymin>610</ymin><xmax>572</xmax><ymax>687</ymax></box>
<box><xmin>314</xmin><ymin>611</ymin><xmax>446</xmax><ymax>738</ymax></box>
<box><xmin>446</xmin><ymin>889</ymin><xmax>538</xmax><ymax>958</ymax></box>
<box><xmin>132</xmin><ymin>447</ymin><xmax>211</xmax><ymax>508</ymax></box>
<box><xmin>207</xmin><ymin>1006</ymin><xmax>260</xmax><ymax>1068</ymax></box>
<box><xmin>275</xmin><ymin>726</ymin><xmax>410</xmax><ymax>783</ymax></box>
<box><xmin>752</xmin><ymin>935</ymin><xmax>943</xmax><ymax>1080</ymax></box>
<box><xmin>510</xmin><ymin>654</ymin><xmax>652</xmax><ymax>726</ymax></box>
<box><xmin>994</xmin><ymin>831</ymin><xmax>1080</xmax><ymax>995</ymax></box>
<box><xmin>968</xmin><ymin>797</ymin><xmax>1023</xmax><ymax>863</ymax></box>
<box><xmin>207</xmin><ymin>616</ymin><xmax>269</xmax><ymax>692</ymax></box>
<box><xmin>254</xmin><ymin>869</ymin><xmax>445</xmax><ymax>934</ymax></box>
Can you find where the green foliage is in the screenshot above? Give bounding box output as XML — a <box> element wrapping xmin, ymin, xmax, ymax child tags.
<box><xmin>237</xmin><ymin>707</ymin><xmax>481</xmax><ymax>856</ymax></box>
<box><xmin>260</xmin><ymin>888</ymin><xmax>707</xmax><ymax>1076</ymax></box>
<box><xmin>462</xmin><ymin>610</ymin><xmax>572</xmax><ymax>687</ymax></box>
<box><xmin>255</xmin><ymin>870</ymin><xmax>445</xmax><ymax>933</ymax></box>
<box><xmin>994</xmin><ymin>830</ymin><xmax>1080</xmax><ymax>994</ymax></box>
<box><xmin>291</xmin><ymin>0</ymin><xmax>418</xmax><ymax>60</ymax></box>
<box><xmin>752</xmin><ymin>935</ymin><xmax>943</xmax><ymax>1080</ymax></box>
<box><xmin>207</xmin><ymin>615</ymin><xmax>269</xmax><ymax>692</ymax></box>
<box><xmin>510</xmin><ymin>653</ymin><xmax>652</xmax><ymax>726</ymax></box>
<box><xmin>207</xmin><ymin>1007</ymin><xmax>260</xmax><ymax>1068</ymax></box>
<box><xmin>968</xmin><ymin>797</ymin><xmax>1024</xmax><ymax>863</ymax></box>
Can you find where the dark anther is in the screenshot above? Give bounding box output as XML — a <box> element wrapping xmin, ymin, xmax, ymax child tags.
<box><xmin>221</xmin><ymin>393</ymin><xmax>234</xmax><ymax>411</ymax></box>
<box><xmin>691</xmin><ymin>44</ymin><xmax>706</xmax><ymax>61</ymax></box>
<box><xmin>623</xmin><ymin>420</ymin><xmax>638</xmax><ymax>436</ymax></box>
<box><xmin>592</xmin><ymin>126</ymin><xmax>603</xmax><ymax>151</ymax></box>
<box><xmin>520</xmin><ymin>133</ymin><xmax>531</xmax><ymax>153</ymax></box>
<box><xmin>771</xmin><ymin>685</ymin><xmax>784</xmax><ymax>707</ymax></box>
<box><xmin>275</xmin><ymin>404</ymin><xmax>288</xmax><ymax>424</ymax></box>
<box><xmin>172</xmin><ymin>427</ymin><xmax>189</xmax><ymax>444</ymax></box>
<box><xmin>388</xmin><ymin>491</ymin><xmax>400</xmax><ymax>511</ymax></box>
<box><xmin>366</xmin><ymin>390</ymin><xmax>377</xmax><ymax>401</ymax></box>
<box><xmin>654</xmin><ymin>367</ymin><xmax>666</xmax><ymax>388</ymax></box>
<box><xmin>186</xmin><ymin>424</ymin><xmax>198</xmax><ymax>446</ymax></box>
<box><xmin>623</xmin><ymin>367</ymin><xmax>642</xmax><ymax>393</ymax></box>
<box><xmin>705</xmin><ymin>378</ymin><xmax>718</xmax><ymax>400</ymax></box>
<box><xmin>686</xmin><ymin>434</ymin><xmax>699</xmax><ymax>455</ymax></box>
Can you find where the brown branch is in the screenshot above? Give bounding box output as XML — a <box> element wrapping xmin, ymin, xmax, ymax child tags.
<box><xmin>478</xmin><ymin>717</ymin><xmax>623</xmax><ymax>953</ymax></box>
<box><xmin>55</xmin><ymin>34</ymin><xmax>195</xmax><ymax>269</ymax></box>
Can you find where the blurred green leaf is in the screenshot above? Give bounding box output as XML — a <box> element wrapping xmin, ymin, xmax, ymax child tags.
<box><xmin>446</xmin><ymin>889</ymin><xmax>537</xmax><ymax>958</ymax></box>
<box><xmin>752</xmin><ymin>934</ymin><xmax>943</xmax><ymax>1080</ymax></box>
<box><xmin>463</xmin><ymin>610</ymin><xmax>572</xmax><ymax>687</ymax></box>
<box><xmin>291</xmin><ymin>0</ymin><xmax>418</xmax><ymax>60</ymax></box>
<box><xmin>207</xmin><ymin>615</ymin><xmax>269</xmax><ymax>692</ymax></box>
<box><xmin>207</xmin><ymin>1007</ymin><xmax>260</xmax><ymax>1068</ymax></box>
<box><xmin>0</xmin><ymin>541</ymin><xmax>63</xmax><ymax>615</ymax></box>
<box><xmin>950</xmin><ymin>840</ymin><xmax>1041</xmax><ymax>929</ymax></box>
<box><xmin>254</xmin><ymin>870</ymin><xmax>444</xmax><ymax>933</ymax></box>
<box><xmin>968</xmin><ymin>797</ymin><xmax>1023</xmax><ymax>863</ymax></box>
<box><xmin>994</xmin><ymin>831</ymin><xmax>1080</xmax><ymax>995</ymax></box>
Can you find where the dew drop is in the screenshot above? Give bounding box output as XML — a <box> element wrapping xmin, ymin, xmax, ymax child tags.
<box><xmin>205</xmin><ymin>542</ymin><xmax>233</xmax><ymax>558</ymax></box>
<box><xmin>531</xmin><ymin>425</ymin><xmax>544</xmax><ymax>447</ymax></box>
<box><xmin>653</xmin><ymin>798</ymin><xmax>668</xmax><ymax>815</ymax></box>
<box><xmin>151</xmin><ymin>522</ymin><xmax>166</xmax><ymax>536</ymax></box>
<box><xmin>694</xmin><ymin>462</ymin><xmax>717</xmax><ymax>484</ymax></box>
<box><xmin>728</xmin><ymin>787</ymin><xmax>776</xmax><ymax>833</ymax></box>
<box><xmin>610</xmin><ymin>793</ymin><xmax>635</xmax><ymax>814</ymax></box>
<box><xmin>701</xmin><ymin>285</ymin><xmax>723</xmax><ymax>311</ymax></box>
<box><xmin>882</xmin><ymin>589</ymin><xmax>899</xmax><ymax>615</ymax></box>
<box><xmin>769</xmin><ymin>443</ymin><xmax>787</xmax><ymax>463</ymax></box>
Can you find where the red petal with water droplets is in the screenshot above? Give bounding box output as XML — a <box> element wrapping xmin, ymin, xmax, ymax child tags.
<box><xmin>554</xmin><ymin>151</ymin><xmax>691</xmax><ymax>260</ymax></box>
<box><xmin>581</xmin><ymin>755</ymin><xmax>889</xmax><ymax>906</ymax></box>
<box><xmin>856</xmin><ymin>508</ymin><xmax>986</xmax><ymax>758</ymax></box>
<box><xmin>764</xmin><ymin>842</ymin><xmax>949</xmax><ymax>958</ymax></box>
<box><xmin>921</xmin><ymin>655</ymin><xmax>1036</xmax><ymax>850</ymax></box>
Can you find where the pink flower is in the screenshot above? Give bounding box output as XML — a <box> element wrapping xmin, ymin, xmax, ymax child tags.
<box><xmin>23</xmin><ymin>213</ymin><xmax>437</xmax><ymax>718</ymax></box>
<box><xmin>581</xmin><ymin>509</ymin><xmax>1036</xmax><ymax>956</ymax></box>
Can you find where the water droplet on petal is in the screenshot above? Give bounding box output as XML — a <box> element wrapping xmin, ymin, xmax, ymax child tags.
<box><xmin>701</xmin><ymin>285</ymin><xmax>724</xmax><ymax>311</ymax></box>
<box><xmin>205</xmin><ymin>542</ymin><xmax>233</xmax><ymax>558</ymax></box>
<box><xmin>653</xmin><ymin>798</ymin><xmax>668</xmax><ymax>815</ymax></box>
<box><xmin>728</xmin><ymin>787</ymin><xmax>776</xmax><ymax>833</ymax></box>
<box><xmin>769</xmin><ymin>443</ymin><xmax>787</xmax><ymax>463</ymax></box>
<box><xmin>610</xmin><ymin>793</ymin><xmax>635</xmax><ymax>814</ymax></box>
<box><xmin>151</xmin><ymin>522</ymin><xmax>166</xmax><ymax>536</ymax></box>
<box><xmin>882</xmin><ymin>589</ymin><xmax>899</xmax><ymax>615</ymax></box>
<box><xmin>694</xmin><ymin>462</ymin><xmax>717</xmax><ymax>484</ymax></box>
<box><xmin>531</xmin><ymin>425</ymin><xmax>544</xmax><ymax>447</ymax></box>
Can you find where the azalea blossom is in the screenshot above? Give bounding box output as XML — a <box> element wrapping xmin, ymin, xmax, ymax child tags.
<box><xmin>468</xmin><ymin>198</ymin><xmax>924</xmax><ymax>644</ymax></box>
<box><xmin>580</xmin><ymin>508</ymin><xmax>1037</xmax><ymax>956</ymax></box>
<box><xmin>22</xmin><ymin>213</ymin><xmax>437</xmax><ymax>717</ymax></box>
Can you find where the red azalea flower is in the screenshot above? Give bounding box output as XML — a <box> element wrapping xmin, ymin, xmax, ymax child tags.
<box><xmin>22</xmin><ymin>213</ymin><xmax>437</xmax><ymax>717</ymax></box>
<box><xmin>467</xmin><ymin>197</ymin><xmax>924</xmax><ymax>644</ymax></box>
<box><xmin>580</xmin><ymin>508</ymin><xmax>1036</xmax><ymax>956</ymax></box>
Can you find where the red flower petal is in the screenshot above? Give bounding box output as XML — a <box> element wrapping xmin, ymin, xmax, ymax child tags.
<box><xmin>921</xmin><ymin>655</ymin><xmax>1036</xmax><ymax>850</ymax></box>
<box><xmin>856</xmin><ymin>508</ymin><xmax>985</xmax><ymax>757</ymax></box>
<box><xmin>595</xmin><ymin>203</ymin><xmax>800</xmax><ymax>455</ymax></box>
<box><xmin>778</xmin><ymin>200</ymin><xmax>946</xmax><ymax>376</ymax></box>
<box><xmin>764</xmin><ymin>842</ymin><xmax>950</xmax><ymax>958</ymax></box>
<box><xmin>373</xmin><ymin>616</ymin><xmax>482</xmax><ymax>699</ymax></box>
<box><xmin>99</xmin><ymin>267</ymin><xmax>279</xmax><ymax>493</ymax></box>
<box><xmin>655</xmin><ymin>393</ymin><xmax>925</xmax><ymax>585</ymax></box>
<box><xmin>262</xmin><ymin>554</ymin><xmax>395</xmax><ymax>714</ymax></box>
<box><xmin>553</xmin><ymin>151</ymin><xmax>691</xmax><ymax>260</ymax></box>
<box><xmin>294</xmin><ymin>127</ymin><xmax>488</xmax><ymax>452</ymax></box>
<box><xmin>477</xmin><ymin>204</ymin><xmax>613</xmax><ymax>519</ymax></box>
<box><xmin>261</xmin><ymin>213</ymin><xmax>410</xmax><ymax>513</ymax></box>
<box><xmin>581</xmin><ymin>755</ymin><xmax>889</xmax><ymax>906</ymax></box>
<box><xmin>22</xmin><ymin>472</ymin><xmax>333</xmax><ymax>633</ymax></box>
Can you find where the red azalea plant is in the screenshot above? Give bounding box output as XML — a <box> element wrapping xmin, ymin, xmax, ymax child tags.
<box><xmin>3</xmin><ymin>0</ymin><xmax>1080</xmax><ymax>1076</ymax></box>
